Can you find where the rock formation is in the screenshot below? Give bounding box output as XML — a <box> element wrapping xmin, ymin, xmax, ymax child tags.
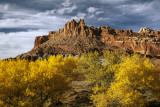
<box><xmin>17</xmin><ymin>19</ymin><xmax>160</xmax><ymax>61</ymax></box>
<box><xmin>139</xmin><ymin>27</ymin><xmax>153</xmax><ymax>33</ymax></box>
<box><xmin>34</xmin><ymin>35</ymin><xmax>50</xmax><ymax>47</ymax></box>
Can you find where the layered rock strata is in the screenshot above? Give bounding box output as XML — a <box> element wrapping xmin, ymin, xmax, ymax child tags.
<box><xmin>17</xmin><ymin>19</ymin><xmax>160</xmax><ymax>61</ymax></box>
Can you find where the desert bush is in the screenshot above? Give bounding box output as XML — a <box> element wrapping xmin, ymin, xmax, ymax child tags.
<box><xmin>0</xmin><ymin>55</ymin><xmax>78</xmax><ymax>106</ymax></box>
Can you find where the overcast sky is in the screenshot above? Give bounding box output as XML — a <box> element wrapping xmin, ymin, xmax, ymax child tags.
<box><xmin>0</xmin><ymin>0</ymin><xmax>160</xmax><ymax>59</ymax></box>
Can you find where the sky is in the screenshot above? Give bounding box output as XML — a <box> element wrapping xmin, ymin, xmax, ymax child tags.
<box><xmin>0</xmin><ymin>0</ymin><xmax>160</xmax><ymax>59</ymax></box>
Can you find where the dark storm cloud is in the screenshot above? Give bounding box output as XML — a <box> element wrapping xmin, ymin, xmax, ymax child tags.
<box><xmin>1</xmin><ymin>0</ymin><xmax>159</xmax><ymax>31</ymax></box>
<box><xmin>0</xmin><ymin>28</ymin><xmax>34</xmax><ymax>33</ymax></box>
<box><xmin>0</xmin><ymin>0</ymin><xmax>160</xmax><ymax>59</ymax></box>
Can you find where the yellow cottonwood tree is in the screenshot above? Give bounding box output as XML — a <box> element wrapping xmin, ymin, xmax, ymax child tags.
<box><xmin>91</xmin><ymin>54</ymin><xmax>160</xmax><ymax>107</ymax></box>
<box><xmin>0</xmin><ymin>55</ymin><xmax>78</xmax><ymax>106</ymax></box>
<box><xmin>0</xmin><ymin>59</ymin><xmax>29</xmax><ymax>106</ymax></box>
<box><xmin>78</xmin><ymin>50</ymin><xmax>123</xmax><ymax>86</ymax></box>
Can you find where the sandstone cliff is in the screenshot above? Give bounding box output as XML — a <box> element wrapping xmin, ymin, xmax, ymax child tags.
<box><xmin>17</xmin><ymin>19</ymin><xmax>160</xmax><ymax>61</ymax></box>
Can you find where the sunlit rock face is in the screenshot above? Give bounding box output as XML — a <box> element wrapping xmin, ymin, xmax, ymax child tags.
<box><xmin>139</xmin><ymin>27</ymin><xmax>153</xmax><ymax>33</ymax></box>
<box><xmin>17</xmin><ymin>19</ymin><xmax>160</xmax><ymax>61</ymax></box>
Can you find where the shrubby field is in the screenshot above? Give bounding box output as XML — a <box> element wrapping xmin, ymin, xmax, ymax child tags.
<box><xmin>0</xmin><ymin>51</ymin><xmax>160</xmax><ymax>106</ymax></box>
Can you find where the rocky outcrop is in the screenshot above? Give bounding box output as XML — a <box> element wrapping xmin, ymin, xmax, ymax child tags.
<box><xmin>150</xmin><ymin>31</ymin><xmax>160</xmax><ymax>37</ymax></box>
<box><xmin>139</xmin><ymin>27</ymin><xmax>160</xmax><ymax>37</ymax></box>
<box><xmin>58</xmin><ymin>19</ymin><xmax>100</xmax><ymax>38</ymax></box>
<box><xmin>139</xmin><ymin>27</ymin><xmax>153</xmax><ymax>33</ymax></box>
<box><xmin>101</xmin><ymin>29</ymin><xmax>160</xmax><ymax>56</ymax></box>
<box><xmin>17</xmin><ymin>19</ymin><xmax>160</xmax><ymax>60</ymax></box>
<box><xmin>34</xmin><ymin>35</ymin><xmax>51</xmax><ymax>47</ymax></box>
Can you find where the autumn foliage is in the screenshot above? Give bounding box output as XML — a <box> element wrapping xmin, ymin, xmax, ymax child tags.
<box><xmin>0</xmin><ymin>55</ymin><xmax>78</xmax><ymax>106</ymax></box>
<box><xmin>79</xmin><ymin>51</ymin><xmax>160</xmax><ymax>107</ymax></box>
<box><xmin>0</xmin><ymin>51</ymin><xmax>160</xmax><ymax>107</ymax></box>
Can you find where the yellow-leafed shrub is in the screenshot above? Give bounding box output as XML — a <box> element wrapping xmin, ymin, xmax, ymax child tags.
<box><xmin>0</xmin><ymin>55</ymin><xmax>78</xmax><ymax>106</ymax></box>
<box><xmin>90</xmin><ymin>53</ymin><xmax>160</xmax><ymax>107</ymax></box>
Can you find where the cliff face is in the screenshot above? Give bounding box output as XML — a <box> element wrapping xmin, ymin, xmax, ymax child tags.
<box><xmin>101</xmin><ymin>28</ymin><xmax>160</xmax><ymax>56</ymax></box>
<box><xmin>34</xmin><ymin>35</ymin><xmax>51</xmax><ymax>47</ymax></box>
<box><xmin>17</xmin><ymin>19</ymin><xmax>160</xmax><ymax>61</ymax></box>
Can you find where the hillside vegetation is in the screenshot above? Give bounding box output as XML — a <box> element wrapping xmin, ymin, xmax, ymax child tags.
<box><xmin>0</xmin><ymin>51</ymin><xmax>160</xmax><ymax>106</ymax></box>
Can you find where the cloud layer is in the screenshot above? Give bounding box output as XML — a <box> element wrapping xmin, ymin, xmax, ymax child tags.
<box><xmin>0</xmin><ymin>0</ymin><xmax>160</xmax><ymax>59</ymax></box>
<box><xmin>0</xmin><ymin>30</ymin><xmax>48</xmax><ymax>59</ymax></box>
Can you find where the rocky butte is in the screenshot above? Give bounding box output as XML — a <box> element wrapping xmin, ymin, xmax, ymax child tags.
<box><xmin>17</xmin><ymin>19</ymin><xmax>160</xmax><ymax>61</ymax></box>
